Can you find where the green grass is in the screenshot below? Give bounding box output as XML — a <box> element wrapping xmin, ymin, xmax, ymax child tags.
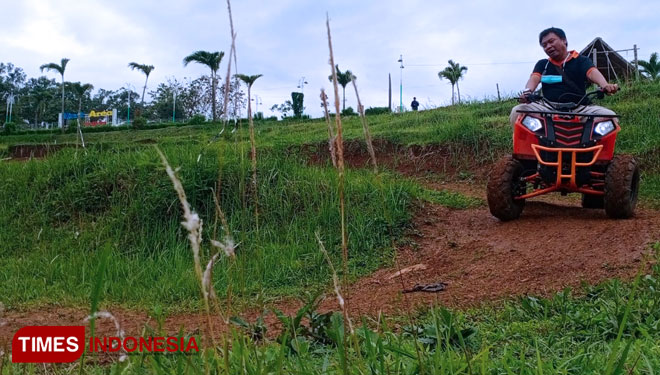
<box><xmin>0</xmin><ymin>143</ymin><xmax>425</xmax><ymax>309</ymax></box>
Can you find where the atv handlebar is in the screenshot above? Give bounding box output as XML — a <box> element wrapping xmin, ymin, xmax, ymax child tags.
<box><xmin>520</xmin><ymin>89</ymin><xmax>605</xmax><ymax>107</ymax></box>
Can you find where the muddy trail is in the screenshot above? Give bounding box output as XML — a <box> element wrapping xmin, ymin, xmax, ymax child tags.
<box><xmin>2</xmin><ymin>140</ymin><xmax>659</xmax><ymax>346</ymax></box>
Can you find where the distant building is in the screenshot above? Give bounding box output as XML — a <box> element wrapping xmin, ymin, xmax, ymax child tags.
<box><xmin>580</xmin><ymin>37</ymin><xmax>637</xmax><ymax>82</ymax></box>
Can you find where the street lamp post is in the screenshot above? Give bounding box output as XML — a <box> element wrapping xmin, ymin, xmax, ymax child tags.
<box><xmin>397</xmin><ymin>55</ymin><xmax>404</xmax><ymax>112</ymax></box>
<box><xmin>125</xmin><ymin>83</ymin><xmax>133</xmax><ymax>125</ymax></box>
<box><xmin>251</xmin><ymin>94</ymin><xmax>262</xmax><ymax>114</ymax></box>
<box><xmin>172</xmin><ymin>90</ymin><xmax>176</xmax><ymax>122</ymax></box>
<box><xmin>5</xmin><ymin>94</ymin><xmax>9</xmax><ymax>123</ymax></box>
<box><xmin>6</xmin><ymin>93</ymin><xmax>15</xmax><ymax>123</ymax></box>
<box><xmin>297</xmin><ymin>77</ymin><xmax>308</xmax><ymax>93</ymax></box>
<box><xmin>297</xmin><ymin>77</ymin><xmax>308</xmax><ymax>116</ymax></box>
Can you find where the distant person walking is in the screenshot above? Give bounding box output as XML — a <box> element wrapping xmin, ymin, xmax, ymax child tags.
<box><xmin>410</xmin><ymin>97</ymin><xmax>419</xmax><ymax>111</ymax></box>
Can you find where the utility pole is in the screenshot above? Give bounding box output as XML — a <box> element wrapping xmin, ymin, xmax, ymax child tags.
<box><xmin>388</xmin><ymin>73</ymin><xmax>392</xmax><ymax>112</ymax></box>
<box><xmin>496</xmin><ymin>84</ymin><xmax>501</xmax><ymax>101</ymax></box>
<box><xmin>397</xmin><ymin>55</ymin><xmax>404</xmax><ymax>112</ymax></box>
<box><xmin>633</xmin><ymin>44</ymin><xmax>639</xmax><ymax>81</ymax></box>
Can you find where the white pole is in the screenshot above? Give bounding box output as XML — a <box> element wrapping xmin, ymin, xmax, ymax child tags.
<box><xmin>398</xmin><ymin>55</ymin><xmax>404</xmax><ymax>112</ymax></box>
<box><xmin>172</xmin><ymin>91</ymin><xmax>176</xmax><ymax>122</ymax></box>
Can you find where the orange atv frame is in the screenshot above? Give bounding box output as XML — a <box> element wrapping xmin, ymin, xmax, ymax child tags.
<box><xmin>513</xmin><ymin>111</ymin><xmax>620</xmax><ymax>199</ymax></box>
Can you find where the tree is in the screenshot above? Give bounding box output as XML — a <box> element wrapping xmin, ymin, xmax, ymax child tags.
<box><xmin>291</xmin><ymin>92</ymin><xmax>304</xmax><ymax>118</ymax></box>
<box><xmin>1</xmin><ymin>62</ymin><xmax>27</xmax><ymax>124</ymax></box>
<box><xmin>148</xmin><ymin>78</ymin><xmax>186</xmax><ymax>121</ymax></box>
<box><xmin>183</xmin><ymin>51</ymin><xmax>224</xmax><ymax>121</ymax></box>
<box><xmin>19</xmin><ymin>77</ymin><xmax>58</xmax><ymax>127</ymax></box>
<box><xmin>638</xmin><ymin>52</ymin><xmax>660</xmax><ymax>81</ymax></box>
<box><xmin>0</xmin><ymin>62</ymin><xmax>27</xmax><ymax>96</ymax></box>
<box><xmin>68</xmin><ymin>82</ymin><xmax>94</xmax><ymax>147</ymax></box>
<box><xmin>328</xmin><ymin>65</ymin><xmax>353</xmax><ymax>111</ymax></box>
<box><xmin>128</xmin><ymin>62</ymin><xmax>155</xmax><ymax>106</ymax></box>
<box><xmin>270</xmin><ymin>101</ymin><xmax>292</xmax><ymax>118</ymax></box>
<box><xmin>40</xmin><ymin>58</ymin><xmax>70</xmax><ymax>127</ymax></box>
<box><xmin>438</xmin><ymin>60</ymin><xmax>468</xmax><ymax>105</ymax></box>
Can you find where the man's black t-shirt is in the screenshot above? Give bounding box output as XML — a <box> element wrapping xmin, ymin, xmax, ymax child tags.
<box><xmin>532</xmin><ymin>51</ymin><xmax>596</xmax><ymax>103</ymax></box>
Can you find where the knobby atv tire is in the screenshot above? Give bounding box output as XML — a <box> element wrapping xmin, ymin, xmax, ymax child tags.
<box><xmin>581</xmin><ymin>194</ymin><xmax>604</xmax><ymax>209</ymax></box>
<box><xmin>487</xmin><ymin>156</ymin><xmax>525</xmax><ymax>221</ymax></box>
<box><xmin>604</xmin><ymin>154</ymin><xmax>640</xmax><ymax>219</ymax></box>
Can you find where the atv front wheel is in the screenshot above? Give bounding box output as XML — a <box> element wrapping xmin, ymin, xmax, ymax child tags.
<box><xmin>487</xmin><ymin>156</ymin><xmax>525</xmax><ymax>221</ymax></box>
<box><xmin>604</xmin><ymin>154</ymin><xmax>639</xmax><ymax>219</ymax></box>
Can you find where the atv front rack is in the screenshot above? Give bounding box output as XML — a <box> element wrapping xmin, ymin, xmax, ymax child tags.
<box><xmin>515</xmin><ymin>144</ymin><xmax>604</xmax><ymax>200</ymax></box>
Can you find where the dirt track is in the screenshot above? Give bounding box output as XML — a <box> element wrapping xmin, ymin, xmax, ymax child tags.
<box><xmin>1</xmin><ymin>141</ymin><xmax>659</xmax><ymax>345</ymax></box>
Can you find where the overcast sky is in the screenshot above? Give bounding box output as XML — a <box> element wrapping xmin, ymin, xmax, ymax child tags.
<box><xmin>1</xmin><ymin>0</ymin><xmax>659</xmax><ymax>118</ymax></box>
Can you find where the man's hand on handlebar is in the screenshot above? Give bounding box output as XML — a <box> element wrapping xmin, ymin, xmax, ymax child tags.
<box><xmin>518</xmin><ymin>89</ymin><xmax>532</xmax><ymax>103</ymax></box>
<box><xmin>601</xmin><ymin>83</ymin><xmax>618</xmax><ymax>95</ymax></box>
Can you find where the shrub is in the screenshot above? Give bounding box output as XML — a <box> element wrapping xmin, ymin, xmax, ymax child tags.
<box><xmin>365</xmin><ymin>107</ymin><xmax>391</xmax><ymax>116</ymax></box>
<box><xmin>2</xmin><ymin>122</ymin><xmax>16</xmax><ymax>135</ymax></box>
<box><xmin>187</xmin><ymin>114</ymin><xmax>206</xmax><ymax>125</ymax></box>
<box><xmin>132</xmin><ymin>117</ymin><xmax>147</xmax><ymax>129</ymax></box>
<box><xmin>341</xmin><ymin>107</ymin><xmax>356</xmax><ymax>116</ymax></box>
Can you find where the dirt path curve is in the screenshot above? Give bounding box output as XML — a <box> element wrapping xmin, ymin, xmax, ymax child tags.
<box><xmin>2</xmin><ymin>195</ymin><xmax>658</xmax><ymax>346</ymax></box>
<box><xmin>335</xmin><ymin>198</ymin><xmax>659</xmax><ymax>317</ymax></box>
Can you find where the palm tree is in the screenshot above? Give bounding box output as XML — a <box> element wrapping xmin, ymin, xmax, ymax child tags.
<box><xmin>236</xmin><ymin>73</ymin><xmax>263</xmax><ymax>228</ymax></box>
<box><xmin>128</xmin><ymin>62</ymin><xmax>155</xmax><ymax>106</ymax></box>
<box><xmin>40</xmin><ymin>58</ymin><xmax>70</xmax><ymax>128</ymax></box>
<box><xmin>183</xmin><ymin>51</ymin><xmax>224</xmax><ymax>122</ymax></box>
<box><xmin>68</xmin><ymin>82</ymin><xmax>93</xmax><ymax>148</ymax></box>
<box><xmin>638</xmin><ymin>52</ymin><xmax>660</xmax><ymax>81</ymax></box>
<box><xmin>438</xmin><ymin>60</ymin><xmax>468</xmax><ymax>105</ymax></box>
<box><xmin>328</xmin><ymin>65</ymin><xmax>353</xmax><ymax>111</ymax></box>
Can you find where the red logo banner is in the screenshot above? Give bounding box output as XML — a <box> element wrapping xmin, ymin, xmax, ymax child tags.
<box><xmin>12</xmin><ymin>326</ymin><xmax>85</xmax><ymax>363</ymax></box>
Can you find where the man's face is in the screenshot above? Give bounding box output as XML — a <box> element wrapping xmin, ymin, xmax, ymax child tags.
<box><xmin>541</xmin><ymin>32</ymin><xmax>568</xmax><ymax>61</ymax></box>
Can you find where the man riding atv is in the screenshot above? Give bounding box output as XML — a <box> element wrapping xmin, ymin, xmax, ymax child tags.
<box><xmin>510</xmin><ymin>27</ymin><xmax>618</xmax><ymax>125</ymax></box>
<box><xmin>488</xmin><ymin>27</ymin><xmax>639</xmax><ymax>221</ymax></box>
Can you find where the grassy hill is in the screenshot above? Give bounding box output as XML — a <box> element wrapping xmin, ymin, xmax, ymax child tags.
<box><xmin>1</xmin><ymin>81</ymin><xmax>659</xmax><ymax>309</ymax></box>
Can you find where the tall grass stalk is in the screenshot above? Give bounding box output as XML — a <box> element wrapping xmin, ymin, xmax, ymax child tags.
<box><xmin>221</xmin><ymin>0</ymin><xmax>238</xmax><ymax>130</ymax></box>
<box><xmin>84</xmin><ymin>311</ymin><xmax>127</xmax><ymax>362</ymax></box>
<box><xmin>326</xmin><ymin>14</ymin><xmax>350</xmax><ymax>375</ymax></box>
<box><xmin>325</xmin><ymin>14</ymin><xmax>347</xmax><ymax>291</ymax></box>
<box><xmin>321</xmin><ymin>88</ymin><xmax>337</xmax><ymax>167</ymax></box>
<box><xmin>316</xmin><ymin>231</ymin><xmax>353</xmax><ymax>333</ymax></box>
<box><xmin>155</xmin><ymin>146</ymin><xmax>216</xmax><ymax>345</ymax></box>
<box><xmin>351</xmin><ymin>78</ymin><xmax>377</xmax><ymax>172</ymax></box>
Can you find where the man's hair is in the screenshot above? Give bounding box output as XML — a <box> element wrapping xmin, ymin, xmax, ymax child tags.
<box><xmin>539</xmin><ymin>27</ymin><xmax>566</xmax><ymax>44</ymax></box>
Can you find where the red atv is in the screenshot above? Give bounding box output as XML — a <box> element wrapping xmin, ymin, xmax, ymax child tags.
<box><xmin>487</xmin><ymin>90</ymin><xmax>640</xmax><ymax>220</ymax></box>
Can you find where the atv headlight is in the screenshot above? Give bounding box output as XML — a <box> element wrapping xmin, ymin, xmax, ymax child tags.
<box><xmin>594</xmin><ymin>120</ymin><xmax>615</xmax><ymax>136</ymax></box>
<box><xmin>522</xmin><ymin>116</ymin><xmax>543</xmax><ymax>132</ymax></box>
